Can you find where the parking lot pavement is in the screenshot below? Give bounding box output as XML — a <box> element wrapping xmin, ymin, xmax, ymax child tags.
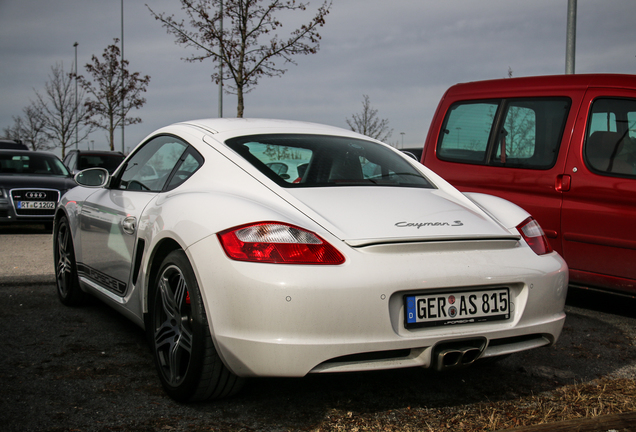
<box><xmin>1</xmin><ymin>224</ymin><xmax>636</xmax><ymax>431</ymax></box>
<box><xmin>0</xmin><ymin>227</ymin><xmax>54</xmax><ymax>285</ymax></box>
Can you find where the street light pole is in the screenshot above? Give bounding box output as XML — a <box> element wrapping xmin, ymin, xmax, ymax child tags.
<box><xmin>74</xmin><ymin>42</ymin><xmax>78</xmax><ymax>151</ymax></box>
<box><xmin>566</xmin><ymin>0</ymin><xmax>577</xmax><ymax>74</ymax></box>
<box><xmin>121</xmin><ymin>0</ymin><xmax>125</xmax><ymax>152</ymax></box>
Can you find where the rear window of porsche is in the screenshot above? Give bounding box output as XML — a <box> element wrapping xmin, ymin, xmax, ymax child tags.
<box><xmin>226</xmin><ymin>134</ymin><xmax>434</xmax><ymax>189</ymax></box>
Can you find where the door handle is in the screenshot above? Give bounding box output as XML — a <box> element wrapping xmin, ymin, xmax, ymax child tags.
<box><xmin>555</xmin><ymin>174</ymin><xmax>571</xmax><ymax>192</ymax></box>
<box><xmin>122</xmin><ymin>216</ymin><xmax>137</xmax><ymax>235</ymax></box>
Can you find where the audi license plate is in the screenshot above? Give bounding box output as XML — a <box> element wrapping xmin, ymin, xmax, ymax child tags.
<box><xmin>17</xmin><ymin>201</ymin><xmax>55</xmax><ymax>209</ymax></box>
<box><xmin>405</xmin><ymin>288</ymin><xmax>510</xmax><ymax>328</ymax></box>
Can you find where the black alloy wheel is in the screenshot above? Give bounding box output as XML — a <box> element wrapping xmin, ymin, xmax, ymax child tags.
<box><xmin>149</xmin><ymin>249</ymin><xmax>244</xmax><ymax>401</ymax></box>
<box><xmin>54</xmin><ymin>216</ymin><xmax>85</xmax><ymax>306</ymax></box>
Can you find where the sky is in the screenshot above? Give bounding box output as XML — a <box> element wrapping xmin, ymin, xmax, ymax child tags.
<box><xmin>1</xmin><ymin>0</ymin><xmax>635</xmax><ymax>156</ymax></box>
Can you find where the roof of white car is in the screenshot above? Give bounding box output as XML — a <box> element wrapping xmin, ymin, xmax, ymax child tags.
<box><xmin>176</xmin><ymin>118</ymin><xmax>365</xmax><ymax>139</ymax></box>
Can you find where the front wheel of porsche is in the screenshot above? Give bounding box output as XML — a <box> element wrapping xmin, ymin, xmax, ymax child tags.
<box><xmin>54</xmin><ymin>216</ymin><xmax>85</xmax><ymax>306</ymax></box>
<box><xmin>148</xmin><ymin>249</ymin><xmax>244</xmax><ymax>402</ymax></box>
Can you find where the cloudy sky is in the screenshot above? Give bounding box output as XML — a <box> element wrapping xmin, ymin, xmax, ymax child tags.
<box><xmin>1</xmin><ymin>0</ymin><xmax>635</xmax><ymax>155</ymax></box>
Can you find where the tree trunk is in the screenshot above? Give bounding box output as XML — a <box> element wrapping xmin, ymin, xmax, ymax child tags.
<box><xmin>236</xmin><ymin>85</ymin><xmax>244</xmax><ymax>118</ymax></box>
<box><xmin>109</xmin><ymin>126</ymin><xmax>115</xmax><ymax>151</ymax></box>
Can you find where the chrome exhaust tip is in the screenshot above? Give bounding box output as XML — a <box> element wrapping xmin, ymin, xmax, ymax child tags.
<box><xmin>433</xmin><ymin>339</ymin><xmax>487</xmax><ymax>371</ymax></box>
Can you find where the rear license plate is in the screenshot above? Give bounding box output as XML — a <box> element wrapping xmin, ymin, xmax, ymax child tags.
<box><xmin>17</xmin><ymin>201</ymin><xmax>55</xmax><ymax>209</ymax></box>
<box><xmin>405</xmin><ymin>288</ymin><xmax>510</xmax><ymax>328</ymax></box>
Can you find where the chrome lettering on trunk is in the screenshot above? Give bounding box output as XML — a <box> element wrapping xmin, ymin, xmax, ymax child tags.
<box><xmin>395</xmin><ymin>220</ymin><xmax>463</xmax><ymax>229</ymax></box>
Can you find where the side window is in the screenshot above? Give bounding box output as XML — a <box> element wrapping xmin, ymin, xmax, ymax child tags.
<box><xmin>438</xmin><ymin>98</ymin><xmax>570</xmax><ymax>169</ymax></box>
<box><xmin>495</xmin><ymin>104</ymin><xmax>536</xmax><ymax>161</ymax></box>
<box><xmin>65</xmin><ymin>152</ymin><xmax>76</xmax><ymax>171</ymax></box>
<box><xmin>438</xmin><ymin>102</ymin><xmax>497</xmax><ymax>163</ymax></box>
<box><xmin>493</xmin><ymin>99</ymin><xmax>569</xmax><ymax>169</ymax></box>
<box><xmin>165</xmin><ymin>151</ymin><xmax>204</xmax><ymax>191</ymax></box>
<box><xmin>585</xmin><ymin>98</ymin><xmax>636</xmax><ymax>177</ymax></box>
<box><xmin>118</xmin><ymin>135</ymin><xmax>188</xmax><ymax>191</ymax></box>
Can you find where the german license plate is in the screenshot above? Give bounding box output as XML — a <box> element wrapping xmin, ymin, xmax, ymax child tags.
<box><xmin>404</xmin><ymin>288</ymin><xmax>510</xmax><ymax>328</ymax></box>
<box><xmin>17</xmin><ymin>201</ymin><xmax>55</xmax><ymax>209</ymax></box>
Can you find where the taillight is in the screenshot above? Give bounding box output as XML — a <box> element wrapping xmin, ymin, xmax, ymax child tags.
<box><xmin>517</xmin><ymin>217</ymin><xmax>552</xmax><ymax>255</ymax></box>
<box><xmin>217</xmin><ymin>222</ymin><xmax>345</xmax><ymax>265</ymax></box>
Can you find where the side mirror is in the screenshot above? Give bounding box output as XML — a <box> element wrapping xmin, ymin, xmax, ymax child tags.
<box><xmin>75</xmin><ymin>167</ymin><xmax>110</xmax><ymax>188</ymax></box>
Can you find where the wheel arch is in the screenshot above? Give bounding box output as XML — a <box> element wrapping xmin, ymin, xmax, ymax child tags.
<box><xmin>53</xmin><ymin>206</ymin><xmax>70</xmax><ymax>231</ymax></box>
<box><xmin>143</xmin><ymin>237</ymin><xmax>185</xmax><ymax>321</ymax></box>
<box><xmin>53</xmin><ymin>206</ymin><xmax>75</xmax><ymax>260</ymax></box>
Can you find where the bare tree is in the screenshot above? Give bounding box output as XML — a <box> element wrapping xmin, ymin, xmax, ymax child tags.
<box><xmin>34</xmin><ymin>63</ymin><xmax>91</xmax><ymax>157</ymax></box>
<box><xmin>2</xmin><ymin>118</ymin><xmax>23</xmax><ymax>142</ymax></box>
<box><xmin>346</xmin><ymin>95</ymin><xmax>393</xmax><ymax>142</ymax></box>
<box><xmin>77</xmin><ymin>39</ymin><xmax>151</xmax><ymax>150</ymax></box>
<box><xmin>3</xmin><ymin>104</ymin><xmax>51</xmax><ymax>150</ymax></box>
<box><xmin>148</xmin><ymin>0</ymin><xmax>332</xmax><ymax>118</ymax></box>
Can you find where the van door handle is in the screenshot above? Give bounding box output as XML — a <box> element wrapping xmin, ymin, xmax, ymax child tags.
<box><xmin>555</xmin><ymin>174</ymin><xmax>571</xmax><ymax>192</ymax></box>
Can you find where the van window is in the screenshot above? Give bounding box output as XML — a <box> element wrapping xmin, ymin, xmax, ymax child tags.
<box><xmin>437</xmin><ymin>102</ymin><xmax>497</xmax><ymax>163</ymax></box>
<box><xmin>585</xmin><ymin>98</ymin><xmax>636</xmax><ymax>177</ymax></box>
<box><xmin>437</xmin><ymin>98</ymin><xmax>570</xmax><ymax>169</ymax></box>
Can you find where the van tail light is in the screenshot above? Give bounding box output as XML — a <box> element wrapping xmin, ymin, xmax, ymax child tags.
<box><xmin>217</xmin><ymin>222</ymin><xmax>345</xmax><ymax>265</ymax></box>
<box><xmin>516</xmin><ymin>217</ymin><xmax>553</xmax><ymax>255</ymax></box>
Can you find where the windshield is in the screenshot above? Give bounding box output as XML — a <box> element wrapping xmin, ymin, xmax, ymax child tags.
<box><xmin>0</xmin><ymin>153</ymin><xmax>70</xmax><ymax>176</ymax></box>
<box><xmin>225</xmin><ymin>134</ymin><xmax>434</xmax><ymax>189</ymax></box>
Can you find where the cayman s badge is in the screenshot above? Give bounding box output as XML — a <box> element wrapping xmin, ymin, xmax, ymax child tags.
<box><xmin>395</xmin><ymin>220</ymin><xmax>463</xmax><ymax>229</ymax></box>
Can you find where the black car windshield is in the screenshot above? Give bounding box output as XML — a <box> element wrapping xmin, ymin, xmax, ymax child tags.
<box><xmin>225</xmin><ymin>134</ymin><xmax>434</xmax><ymax>189</ymax></box>
<box><xmin>0</xmin><ymin>153</ymin><xmax>69</xmax><ymax>176</ymax></box>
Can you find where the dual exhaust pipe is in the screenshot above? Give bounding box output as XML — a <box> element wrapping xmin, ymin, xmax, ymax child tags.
<box><xmin>433</xmin><ymin>338</ymin><xmax>487</xmax><ymax>371</ymax></box>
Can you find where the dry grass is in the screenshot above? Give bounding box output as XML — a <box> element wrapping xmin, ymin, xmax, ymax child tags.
<box><xmin>315</xmin><ymin>377</ymin><xmax>636</xmax><ymax>432</ymax></box>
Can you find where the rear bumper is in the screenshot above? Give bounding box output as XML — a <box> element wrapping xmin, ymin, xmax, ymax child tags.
<box><xmin>187</xmin><ymin>235</ymin><xmax>569</xmax><ymax>378</ymax></box>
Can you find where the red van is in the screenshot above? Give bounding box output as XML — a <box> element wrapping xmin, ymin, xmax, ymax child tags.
<box><xmin>422</xmin><ymin>74</ymin><xmax>636</xmax><ymax>295</ymax></box>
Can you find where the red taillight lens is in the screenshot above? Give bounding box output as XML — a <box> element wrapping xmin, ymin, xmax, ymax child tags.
<box><xmin>217</xmin><ymin>222</ymin><xmax>345</xmax><ymax>265</ymax></box>
<box><xmin>517</xmin><ymin>217</ymin><xmax>553</xmax><ymax>255</ymax></box>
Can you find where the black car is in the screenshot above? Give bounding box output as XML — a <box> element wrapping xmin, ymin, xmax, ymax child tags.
<box><xmin>63</xmin><ymin>149</ymin><xmax>125</xmax><ymax>174</ymax></box>
<box><xmin>400</xmin><ymin>147</ymin><xmax>423</xmax><ymax>162</ymax></box>
<box><xmin>0</xmin><ymin>150</ymin><xmax>77</xmax><ymax>228</ymax></box>
<box><xmin>0</xmin><ymin>139</ymin><xmax>29</xmax><ymax>151</ymax></box>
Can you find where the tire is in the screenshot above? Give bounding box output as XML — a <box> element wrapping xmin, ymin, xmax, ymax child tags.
<box><xmin>148</xmin><ymin>250</ymin><xmax>244</xmax><ymax>402</ymax></box>
<box><xmin>54</xmin><ymin>216</ymin><xmax>85</xmax><ymax>306</ymax></box>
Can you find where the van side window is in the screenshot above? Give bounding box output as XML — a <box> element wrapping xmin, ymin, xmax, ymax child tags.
<box><xmin>585</xmin><ymin>98</ymin><xmax>636</xmax><ymax>177</ymax></box>
<box><xmin>437</xmin><ymin>102</ymin><xmax>497</xmax><ymax>163</ymax></box>
<box><xmin>437</xmin><ymin>98</ymin><xmax>570</xmax><ymax>170</ymax></box>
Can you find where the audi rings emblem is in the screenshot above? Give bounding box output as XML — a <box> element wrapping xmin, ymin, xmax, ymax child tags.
<box><xmin>25</xmin><ymin>192</ymin><xmax>47</xmax><ymax>199</ymax></box>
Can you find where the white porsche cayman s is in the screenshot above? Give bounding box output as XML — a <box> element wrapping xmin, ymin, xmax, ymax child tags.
<box><xmin>54</xmin><ymin>118</ymin><xmax>568</xmax><ymax>402</ymax></box>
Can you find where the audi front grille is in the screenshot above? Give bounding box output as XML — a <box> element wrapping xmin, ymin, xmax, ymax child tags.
<box><xmin>10</xmin><ymin>189</ymin><xmax>60</xmax><ymax>217</ymax></box>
